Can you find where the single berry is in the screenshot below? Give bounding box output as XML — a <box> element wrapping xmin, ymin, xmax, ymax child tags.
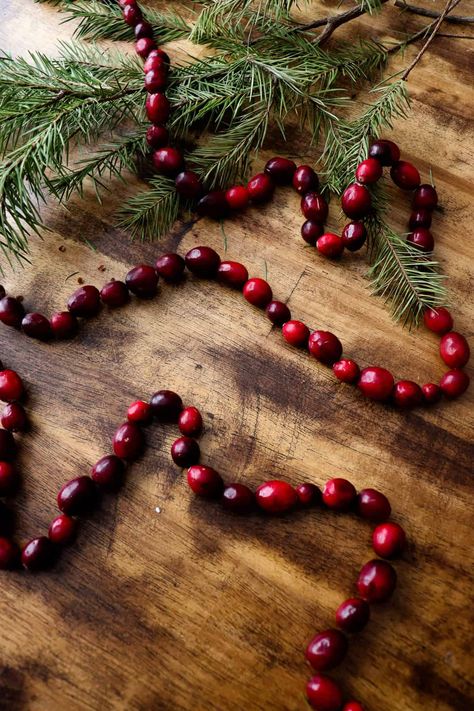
<box><xmin>282</xmin><ymin>320</ymin><xmax>310</xmax><ymax>348</ymax></box>
<box><xmin>150</xmin><ymin>390</ymin><xmax>183</xmax><ymax>421</ymax></box>
<box><xmin>144</xmin><ymin>67</ymin><xmax>168</xmax><ymax>92</ymax></box>
<box><xmin>301</xmin><ymin>221</ymin><xmax>324</xmax><ymax>245</ymax></box>
<box><xmin>0</xmin><ymin>296</ymin><xmax>25</xmax><ymax>328</ymax></box>
<box><xmin>358</xmin><ymin>367</ymin><xmax>394</xmax><ymax>401</ymax></box>
<box><xmin>1</xmin><ymin>402</ymin><xmax>27</xmax><ymax>431</ymax></box>
<box><xmin>48</xmin><ymin>514</ymin><xmax>77</xmax><ymax>545</ymax></box>
<box><xmin>412</xmin><ymin>184</ymin><xmax>438</xmax><ymax>210</ymax></box>
<box><xmin>407</xmin><ymin>228</ymin><xmax>434</xmax><ymax>252</ymax></box>
<box><xmin>292</xmin><ymin>165</ymin><xmax>319</xmax><ymax>194</ymax></box>
<box><xmin>390</xmin><ymin>161</ymin><xmax>421</xmax><ymax>190</ymax></box>
<box><xmin>185</xmin><ymin>246</ymin><xmax>221</xmax><ymax>278</ymax></box>
<box><xmin>265</xmin><ymin>300</ymin><xmax>291</xmax><ymax>326</ymax></box>
<box><xmin>335</xmin><ymin>597</ymin><xmax>370</xmax><ymax>634</ymax></box>
<box><xmin>187</xmin><ymin>465</ymin><xmax>224</xmax><ymax>498</ymax></box>
<box><xmin>296</xmin><ymin>482</ymin><xmax>321</xmax><ymax>506</ymax></box>
<box><xmin>127</xmin><ymin>400</ymin><xmax>153</xmax><ymax>424</ymax></box>
<box><xmin>343</xmin><ymin>702</ymin><xmax>365</xmax><ymax>711</ymax></box>
<box><xmin>225</xmin><ymin>186</ymin><xmax>249</xmax><ymax>211</ymax></box>
<box><xmin>422</xmin><ymin>383</ymin><xmax>442</xmax><ymax>404</ymax></box>
<box><xmin>175</xmin><ymin>171</ymin><xmax>202</xmax><ymax>199</ymax></box>
<box><xmin>113</xmin><ymin>422</ymin><xmax>145</xmax><ymax>460</ymax></box>
<box><xmin>317</xmin><ymin>233</ymin><xmax>344</xmax><ymax>259</ymax></box>
<box><xmin>100</xmin><ymin>281</ymin><xmax>129</xmax><ymax>308</ymax></box>
<box><xmin>222</xmin><ymin>483</ymin><xmax>255</xmax><ymax>513</ymax></box>
<box><xmin>67</xmin><ymin>285</ymin><xmax>101</xmax><ymax>318</ymax></box>
<box><xmin>123</xmin><ymin>4</ymin><xmax>142</xmax><ymax>26</ymax></box>
<box><xmin>50</xmin><ymin>311</ymin><xmax>78</xmax><ymax>339</ymax></box>
<box><xmin>408</xmin><ymin>209</ymin><xmax>432</xmax><ymax>230</ymax></box>
<box><xmin>357</xmin><ymin>559</ymin><xmax>397</xmax><ymax>602</ymax></box>
<box><xmin>355</xmin><ymin>158</ymin><xmax>383</xmax><ymax>184</ymax></box>
<box><xmin>439</xmin><ymin>369</ymin><xmax>469</xmax><ymax>398</ymax></box>
<box><xmin>153</xmin><ymin>147</ymin><xmax>183</xmax><ymax>176</ymax></box>
<box><xmin>135</xmin><ymin>38</ymin><xmax>156</xmax><ymax>59</ymax></box>
<box><xmin>341</xmin><ymin>183</ymin><xmax>372</xmax><ymax>219</ymax></box>
<box><xmin>0</xmin><ymin>462</ymin><xmax>18</xmax><ymax>495</ymax></box>
<box><xmin>242</xmin><ymin>278</ymin><xmax>273</xmax><ymax>308</ymax></box>
<box><xmin>423</xmin><ymin>307</ymin><xmax>453</xmax><ymax>335</ymax></box>
<box><xmin>264</xmin><ymin>157</ymin><xmax>296</xmax><ymax>184</ymax></box>
<box><xmin>247</xmin><ymin>173</ymin><xmax>274</xmax><ymax>203</ymax></box>
<box><xmin>196</xmin><ymin>191</ymin><xmax>229</xmax><ymax>219</ymax></box>
<box><xmin>146</xmin><ymin>125</ymin><xmax>169</xmax><ymax>149</ymax></box>
<box><xmin>0</xmin><ymin>369</ymin><xmax>23</xmax><ymax>402</ymax></box>
<box><xmin>178</xmin><ymin>407</ymin><xmax>203</xmax><ymax>437</ymax></box>
<box><xmin>146</xmin><ymin>93</ymin><xmax>171</xmax><ymax>124</ymax></box>
<box><xmin>439</xmin><ymin>332</ymin><xmax>470</xmax><ymax>368</ymax></box>
<box><xmin>372</xmin><ymin>522</ymin><xmax>406</xmax><ymax>559</ymax></box>
<box><xmin>368</xmin><ymin>139</ymin><xmax>399</xmax><ymax>166</ymax></box>
<box><xmin>125</xmin><ymin>264</ymin><xmax>159</xmax><ymax>298</ymax></box>
<box><xmin>217</xmin><ymin>261</ymin><xmax>249</xmax><ymax>289</ymax></box>
<box><xmin>134</xmin><ymin>21</ymin><xmax>153</xmax><ymax>39</ymax></box>
<box><xmin>21</xmin><ymin>537</ymin><xmax>57</xmax><ymax>571</ymax></box>
<box><xmin>356</xmin><ymin>488</ymin><xmax>391</xmax><ymax>522</ymax></box>
<box><xmin>322</xmin><ymin>478</ymin><xmax>356</xmax><ymax>511</ymax></box>
<box><xmin>393</xmin><ymin>380</ymin><xmax>423</xmax><ymax>409</ymax></box>
<box><xmin>306</xmin><ymin>675</ymin><xmax>343</xmax><ymax>711</ymax></box>
<box><xmin>155</xmin><ymin>253</ymin><xmax>185</xmax><ymax>282</ymax></box>
<box><xmin>91</xmin><ymin>455</ymin><xmax>125</xmax><ymax>491</ymax></box>
<box><xmin>333</xmin><ymin>359</ymin><xmax>360</xmax><ymax>384</ymax></box>
<box><xmin>341</xmin><ymin>222</ymin><xmax>366</xmax><ymax>252</ymax></box>
<box><xmin>57</xmin><ymin>476</ymin><xmax>97</xmax><ymax>516</ymax></box>
<box><xmin>21</xmin><ymin>313</ymin><xmax>51</xmax><ymax>340</ymax></box>
<box><xmin>308</xmin><ymin>331</ymin><xmax>343</xmax><ymax>365</ymax></box>
<box><xmin>171</xmin><ymin>436</ymin><xmax>200</xmax><ymax>467</ymax></box>
<box><xmin>301</xmin><ymin>193</ymin><xmax>328</xmax><ymax>222</ymax></box>
<box><xmin>305</xmin><ymin>629</ymin><xmax>348</xmax><ymax>671</ymax></box>
<box><xmin>256</xmin><ymin>480</ymin><xmax>298</xmax><ymax>513</ymax></box>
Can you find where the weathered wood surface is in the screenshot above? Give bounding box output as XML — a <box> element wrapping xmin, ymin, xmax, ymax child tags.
<box><xmin>0</xmin><ymin>2</ymin><xmax>473</xmax><ymax>710</ymax></box>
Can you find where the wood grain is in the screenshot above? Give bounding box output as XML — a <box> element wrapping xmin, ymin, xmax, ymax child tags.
<box><xmin>0</xmin><ymin>2</ymin><xmax>473</xmax><ymax>710</ymax></box>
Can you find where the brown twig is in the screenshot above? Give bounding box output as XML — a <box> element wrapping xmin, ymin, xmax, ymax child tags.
<box><xmin>315</xmin><ymin>0</ymin><xmax>390</xmax><ymax>44</ymax></box>
<box><xmin>394</xmin><ymin>0</ymin><xmax>474</xmax><ymax>24</ymax></box>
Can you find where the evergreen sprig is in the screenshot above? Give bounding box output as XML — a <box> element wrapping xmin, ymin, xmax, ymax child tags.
<box><xmin>116</xmin><ymin>176</ymin><xmax>180</xmax><ymax>241</ymax></box>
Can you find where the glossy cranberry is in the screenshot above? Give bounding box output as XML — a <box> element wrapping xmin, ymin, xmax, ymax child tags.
<box><xmin>153</xmin><ymin>147</ymin><xmax>183</xmax><ymax>176</ymax></box>
<box><xmin>175</xmin><ymin>171</ymin><xmax>202</xmax><ymax>199</ymax></box>
<box><xmin>50</xmin><ymin>311</ymin><xmax>78</xmax><ymax>339</ymax></box>
<box><xmin>440</xmin><ymin>332</ymin><xmax>470</xmax><ymax>368</ymax></box>
<box><xmin>356</xmin><ymin>488</ymin><xmax>391</xmax><ymax>522</ymax></box>
<box><xmin>135</xmin><ymin>38</ymin><xmax>156</xmax><ymax>58</ymax></box>
<box><xmin>308</xmin><ymin>331</ymin><xmax>343</xmax><ymax>365</ymax></box>
<box><xmin>408</xmin><ymin>209</ymin><xmax>432</xmax><ymax>230</ymax></box>
<box><xmin>155</xmin><ymin>253</ymin><xmax>185</xmax><ymax>282</ymax></box>
<box><xmin>332</xmin><ymin>359</ymin><xmax>360</xmax><ymax>384</ymax></box>
<box><xmin>355</xmin><ymin>158</ymin><xmax>383</xmax><ymax>184</ymax></box>
<box><xmin>127</xmin><ymin>400</ymin><xmax>153</xmax><ymax>424</ymax></box>
<box><xmin>243</xmin><ymin>278</ymin><xmax>272</xmax><ymax>308</ymax></box>
<box><xmin>217</xmin><ymin>261</ymin><xmax>249</xmax><ymax>289</ymax></box>
<box><xmin>0</xmin><ymin>462</ymin><xmax>18</xmax><ymax>495</ymax></box>
<box><xmin>292</xmin><ymin>165</ymin><xmax>319</xmax><ymax>194</ymax></box>
<box><xmin>407</xmin><ymin>228</ymin><xmax>434</xmax><ymax>252</ymax></box>
<box><xmin>178</xmin><ymin>406</ymin><xmax>203</xmax><ymax>437</ymax></box>
<box><xmin>317</xmin><ymin>233</ymin><xmax>344</xmax><ymax>259</ymax></box>
<box><xmin>146</xmin><ymin>93</ymin><xmax>171</xmax><ymax>123</ymax></box>
<box><xmin>67</xmin><ymin>285</ymin><xmax>101</xmax><ymax>318</ymax></box>
<box><xmin>146</xmin><ymin>124</ymin><xmax>169</xmax><ymax>149</ymax></box>
<box><xmin>296</xmin><ymin>482</ymin><xmax>321</xmax><ymax>506</ymax></box>
<box><xmin>265</xmin><ymin>300</ymin><xmax>291</xmax><ymax>326</ymax></box>
<box><xmin>57</xmin><ymin>476</ymin><xmax>97</xmax><ymax>516</ymax></box>
<box><xmin>150</xmin><ymin>390</ymin><xmax>183</xmax><ymax>421</ymax></box>
<box><xmin>187</xmin><ymin>465</ymin><xmax>224</xmax><ymax>498</ymax></box>
<box><xmin>48</xmin><ymin>514</ymin><xmax>77</xmax><ymax>545</ymax></box>
<box><xmin>357</xmin><ymin>559</ymin><xmax>397</xmax><ymax>602</ymax></box>
<box><xmin>373</xmin><ymin>522</ymin><xmax>406</xmax><ymax>559</ymax></box>
<box><xmin>412</xmin><ymin>184</ymin><xmax>438</xmax><ymax>210</ymax></box>
<box><xmin>171</xmin><ymin>436</ymin><xmax>200</xmax><ymax>467</ymax></box>
<box><xmin>113</xmin><ymin>422</ymin><xmax>145</xmax><ymax>460</ymax></box>
<box><xmin>0</xmin><ymin>430</ymin><xmax>16</xmax><ymax>461</ymax></box>
<box><xmin>255</xmin><ymin>480</ymin><xmax>298</xmax><ymax>514</ymax></box>
<box><xmin>185</xmin><ymin>246</ymin><xmax>221</xmax><ymax>278</ymax></box>
<box><xmin>196</xmin><ymin>191</ymin><xmax>229</xmax><ymax>219</ymax></box>
<box><xmin>91</xmin><ymin>455</ymin><xmax>125</xmax><ymax>491</ymax></box>
<box><xmin>323</xmin><ymin>478</ymin><xmax>356</xmax><ymax>511</ymax></box>
<box><xmin>358</xmin><ymin>367</ymin><xmax>394</xmax><ymax>401</ymax></box>
<box><xmin>301</xmin><ymin>221</ymin><xmax>324</xmax><ymax>245</ymax></box>
<box><xmin>341</xmin><ymin>183</ymin><xmax>372</xmax><ymax>219</ymax></box>
<box><xmin>1</xmin><ymin>403</ymin><xmax>27</xmax><ymax>432</ymax></box>
<box><xmin>342</xmin><ymin>702</ymin><xmax>364</xmax><ymax>711</ymax></box>
<box><xmin>21</xmin><ymin>312</ymin><xmax>51</xmax><ymax>340</ymax></box>
<box><xmin>0</xmin><ymin>296</ymin><xmax>25</xmax><ymax>328</ymax></box>
<box><xmin>439</xmin><ymin>369</ymin><xmax>470</xmax><ymax>398</ymax></box>
<box><xmin>305</xmin><ymin>629</ymin><xmax>348</xmax><ymax>671</ymax></box>
<box><xmin>247</xmin><ymin>173</ymin><xmax>274</xmax><ymax>203</ymax></box>
<box><xmin>143</xmin><ymin>49</ymin><xmax>170</xmax><ymax>71</ymax></box>
<box><xmin>123</xmin><ymin>4</ymin><xmax>142</xmax><ymax>26</ymax></box>
<box><xmin>134</xmin><ymin>20</ymin><xmax>153</xmax><ymax>39</ymax></box>
<box><xmin>22</xmin><ymin>537</ymin><xmax>57</xmax><ymax>571</ymax></box>
<box><xmin>368</xmin><ymin>139</ymin><xmax>396</xmax><ymax>166</ymax></box>
<box><xmin>422</xmin><ymin>382</ymin><xmax>442</xmax><ymax>404</ymax></box>
<box><xmin>306</xmin><ymin>675</ymin><xmax>343</xmax><ymax>711</ymax></box>
<box><xmin>144</xmin><ymin>67</ymin><xmax>168</xmax><ymax>93</ymax></box>
<box><xmin>222</xmin><ymin>483</ymin><xmax>255</xmax><ymax>513</ymax></box>
<box><xmin>282</xmin><ymin>320</ymin><xmax>310</xmax><ymax>348</ymax></box>
<box><xmin>264</xmin><ymin>157</ymin><xmax>296</xmax><ymax>184</ymax></box>
<box><xmin>0</xmin><ymin>537</ymin><xmax>18</xmax><ymax>569</ymax></box>
<box><xmin>0</xmin><ymin>369</ymin><xmax>24</xmax><ymax>402</ymax></box>
<box><xmin>341</xmin><ymin>222</ymin><xmax>366</xmax><ymax>251</ymax></box>
<box><xmin>125</xmin><ymin>264</ymin><xmax>158</xmax><ymax>298</ymax></box>
<box><xmin>335</xmin><ymin>597</ymin><xmax>370</xmax><ymax>633</ymax></box>
<box><xmin>100</xmin><ymin>280</ymin><xmax>129</xmax><ymax>308</ymax></box>
<box><xmin>225</xmin><ymin>186</ymin><xmax>249</xmax><ymax>211</ymax></box>
<box><xmin>423</xmin><ymin>306</ymin><xmax>453</xmax><ymax>334</ymax></box>
<box><xmin>393</xmin><ymin>380</ymin><xmax>423</xmax><ymax>409</ymax></box>
<box><xmin>390</xmin><ymin>160</ymin><xmax>421</xmax><ymax>190</ymax></box>
<box><xmin>301</xmin><ymin>193</ymin><xmax>328</xmax><ymax>222</ymax></box>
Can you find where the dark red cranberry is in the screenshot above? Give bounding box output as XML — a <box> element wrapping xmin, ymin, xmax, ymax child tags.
<box><xmin>155</xmin><ymin>253</ymin><xmax>185</xmax><ymax>282</ymax></box>
<box><xmin>317</xmin><ymin>233</ymin><xmax>344</xmax><ymax>259</ymax></box>
<box><xmin>264</xmin><ymin>157</ymin><xmax>296</xmax><ymax>184</ymax></box>
<box><xmin>342</xmin><ymin>222</ymin><xmax>366</xmax><ymax>251</ymax></box>
<box><xmin>243</xmin><ymin>278</ymin><xmax>272</xmax><ymax>308</ymax></box>
<box><xmin>135</xmin><ymin>38</ymin><xmax>156</xmax><ymax>58</ymax></box>
<box><xmin>342</xmin><ymin>703</ymin><xmax>364</xmax><ymax>711</ymax></box>
<box><xmin>356</xmin><ymin>488</ymin><xmax>391</xmax><ymax>522</ymax></box>
<box><xmin>305</xmin><ymin>629</ymin><xmax>348</xmax><ymax>671</ymax></box>
<box><xmin>0</xmin><ymin>296</ymin><xmax>25</xmax><ymax>328</ymax></box>
<box><xmin>296</xmin><ymin>482</ymin><xmax>321</xmax><ymax>506</ymax></box>
<box><xmin>0</xmin><ymin>537</ymin><xmax>18</xmax><ymax>569</ymax></box>
<box><xmin>196</xmin><ymin>191</ymin><xmax>229</xmax><ymax>219</ymax></box>
<box><xmin>355</xmin><ymin>158</ymin><xmax>382</xmax><ymax>184</ymax></box>
<box><xmin>0</xmin><ymin>462</ymin><xmax>18</xmax><ymax>495</ymax></box>
<box><xmin>292</xmin><ymin>165</ymin><xmax>319</xmax><ymax>194</ymax></box>
<box><xmin>393</xmin><ymin>380</ymin><xmax>423</xmax><ymax>408</ymax></box>
<box><xmin>1</xmin><ymin>403</ymin><xmax>27</xmax><ymax>432</ymax></box>
<box><xmin>255</xmin><ymin>480</ymin><xmax>297</xmax><ymax>514</ymax></box>
<box><xmin>225</xmin><ymin>186</ymin><xmax>249</xmax><ymax>211</ymax></box>
<box><xmin>357</xmin><ymin>559</ymin><xmax>397</xmax><ymax>602</ymax></box>
<box><xmin>332</xmin><ymin>359</ymin><xmax>360</xmax><ymax>384</ymax></box>
<box><xmin>67</xmin><ymin>285</ymin><xmax>101</xmax><ymax>318</ymax></box>
<box><xmin>341</xmin><ymin>183</ymin><xmax>372</xmax><ymax>219</ymax></box>
<box><xmin>306</xmin><ymin>675</ymin><xmax>343</xmax><ymax>711</ymax></box>
<box><xmin>0</xmin><ymin>369</ymin><xmax>24</xmax><ymax>402</ymax></box>
<box><xmin>48</xmin><ymin>514</ymin><xmax>77</xmax><ymax>545</ymax></box>
<box><xmin>153</xmin><ymin>147</ymin><xmax>183</xmax><ymax>176</ymax></box>
<box><xmin>368</xmin><ymin>139</ymin><xmax>399</xmax><ymax>166</ymax></box>
<box><xmin>57</xmin><ymin>476</ymin><xmax>97</xmax><ymax>516</ymax></box>
<box><xmin>373</xmin><ymin>522</ymin><xmax>406</xmax><ymax>559</ymax></box>
<box><xmin>440</xmin><ymin>369</ymin><xmax>469</xmax><ymax>398</ymax></box>
<box><xmin>146</xmin><ymin>125</ymin><xmax>169</xmax><ymax>149</ymax></box>
<box><xmin>0</xmin><ymin>430</ymin><xmax>16</xmax><ymax>461</ymax></box>
<box><xmin>358</xmin><ymin>366</ymin><xmax>394</xmax><ymax>401</ymax></box>
<box><xmin>100</xmin><ymin>280</ymin><xmax>129</xmax><ymax>308</ymax></box>
<box><xmin>301</xmin><ymin>221</ymin><xmax>324</xmax><ymax>245</ymax></box>
<box><xmin>335</xmin><ymin>597</ymin><xmax>370</xmax><ymax>633</ymax></box>
<box><xmin>171</xmin><ymin>436</ymin><xmax>200</xmax><ymax>467</ymax></box>
<box><xmin>185</xmin><ymin>246</ymin><xmax>221</xmax><ymax>277</ymax></box>
<box><xmin>143</xmin><ymin>49</ymin><xmax>170</xmax><ymax>71</ymax></box>
<box><xmin>21</xmin><ymin>312</ymin><xmax>51</xmax><ymax>340</ymax></box>
<box><xmin>146</xmin><ymin>93</ymin><xmax>171</xmax><ymax>123</ymax></box>
<box><xmin>144</xmin><ymin>67</ymin><xmax>168</xmax><ymax>93</ymax></box>
<box><xmin>247</xmin><ymin>173</ymin><xmax>274</xmax><ymax>204</ymax></box>
<box><xmin>127</xmin><ymin>400</ymin><xmax>153</xmax><ymax>424</ymax></box>
<box><xmin>175</xmin><ymin>171</ymin><xmax>202</xmax><ymax>199</ymax></box>
<box><xmin>282</xmin><ymin>320</ymin><xmax>310</xmax><ymax>348</ymax></box>
<box><xmin>440</xmin><ymin>332</ymin><xmax>470</xmax><ymax>368</ymax></box>
<box><xmin>301</xmin><ymin>193</ymin><xmax>328</xmax><ymax>222</ymax></box>
<box><xmin>113</xmin><ymin>422</ymin><xmax>145</xmax><ymax>461</ymax></box>
<box><xmin>265</xmin><ymin>300</ymin><xmax>291</xmax><ymax>326</ymax></box>
<box><xmin>123</xmin><ymin>4</ymin><xmax>142</xmax><ymax>26</ymax></box>
<box><xmin>217</xmin><ymin>261</ymin><xmax>249</xmax><ymax>289</ymax></box>
<box><xmin>407</xmin><ymin>228</ymin><xmax>434</xmax><ymax>252</ymax></box>
<box><xmin>150</xmin><ymin>390</ymin><xmax>183</xmax><ymax>421</ymax></box>
<box><xmin>91</xmin><ymin>455</ymin><xmax>125</xmax><ymax>491</ymax></box>
<box><xmin>308</xmin><ymin>331</ymin><xmax>342</xmax><ymax>365</ymax></box>
<box><xmin>50</xmin><ymin>311</ymin><xmax>78</xmax><ymax>339</ymax></box>
<box><xmin>424</xmin><ymin>306</ymin><xmax>453</xmax><ymax>334</ymax></box>
<box><xmin>390</xmin><ymin>160</ymin><xmax>421</xmax><ymax>190</ymax></box>
<box><xmin>187</xmin><ymin>465</ymin><xmax>224</xmax><ymax>498</ymax></box>
<box><xmin>21</xmin><ymin>537</ymin><xmax>57</xmax><ymax>571</ymax></box>
<box><xmin>323</xmin><ymin>478</ymin><xmax>356</xmax><ymax>511</ymax></box>
<box><xmin>134</xmin><ymin>20</ymin><xmax>153</xmax><ymax>39</ymax></box>
<box><xmin>422</xmin><ymin>382</ymin><xmax>442</xmax><ymax>404</ymax></box>
<box><xmin>412</xmin><ymin>184</ymin><xmax>438</xmax><ymax>210</ymax></box>
<box><xmin>125</xmin><ymin>264</ymin><xmax>158</xmax><ymax>298</ymax></box>
<box><xmin>222</xmin><ymin>483</ymin><xmax>255</xmax><ymax>513</ymax></box>
<box><xmin>408</xmin><ymin>209</ymin><xmax>432</xmax><ymax>230</ymax></box>
<box><xmin>178</xmin><ymin>406</ymin><xmax>203</xmax><ymax>437</ymax></box>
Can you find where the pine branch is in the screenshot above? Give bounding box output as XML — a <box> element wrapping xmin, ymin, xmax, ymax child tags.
<box><xmin>116</xmin><ymin>176</ymin><xmax>180</xmax><ymax>242</ymax></box>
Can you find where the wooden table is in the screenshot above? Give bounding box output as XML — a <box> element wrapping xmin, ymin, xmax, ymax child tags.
<box><xmin>0</xmin><ymin>2</ymin><xmax>473</xmax><ymax>709</ymax></box>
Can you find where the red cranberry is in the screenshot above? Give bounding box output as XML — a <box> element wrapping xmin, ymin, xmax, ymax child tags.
<box><xmin>0</xmin><ymin>296</ymin><xmax>25</xmax><ymax>328</ymax></box>
<box><xmin>439</xmin><ymin>369</ymin><xmax>469</xmax><ymax>398</ymax></box>
<box><xmin>243</xmin><ymin>278</ymin><xmax>272</xmax><ymax>308</ymax></box>
<box><xmin>358</xmin><ymin>367</ymin><xmax>394</xmax><ymax>401</ymax></box>
<box><xmin>113</xmin><ymin>422</ymin><xmax>145</xmax><ymax>460</ymax></box>
<box><xmin>67</xmin><ymin>285</ymin><xmax>101</xmax><ymax>318</ymax></box>
<box><xmin>21</xmin><ymin>537</ymin><xmax>57</xmax><ymax>571</ymax></box>
<box><xmin>48</xmin><ymin>514</ymin><xmax>77</xmax><ymax>545</ymax></box>
<box><xmin>0</xmin><ymin>430</ymin><xmax>16</xmax><ymax>461</ymax></box>
<box><xmin>155</xmin><ymin>253</ymin><xmax>185</xmax><ymax>282</ymax></box>
<box><xmin>153</xmin><ymin>147</ymin><xmax>183</xmax><ymax>176</ymax></box>
<box><xmin>134</xmin><ymin>20</ymin><xmax>153</xmax><ymax>39</ymax></box>
<box><xmin>171</xmin><ymin>436</ymin><xmax>200</xmax><ymax>467</ymax></box>
<box><xmin>0</xmin><ymin>462</ymin><xmax>18</xmax><ymax>495</ymax></box>
<box><xmin>150</xmin><ymin>390</ymin><xmax>183</xmax><ymax>421</ymax></box>
<box><xmin>323</xmin><ymin>478</ymin><xmax>356</xmax><ymax>511</ymax></box>
<box><xmin>0</xmin><ymin>369</ymin><xmax>24</xmax><ymax>402</ymax></box>
<box><xmin>305</xmin><ymin>629</ymin><xmax>348</xmax><ymax>671</ymax></box>
<box><xmin>296</xmin><ymin>482</ymin><xmax>321</xmax><ymax>506</ymax></box>
<box><xmin>292</xmin><ymin>165</ymin><xmax>319</xmax><ymax>194</ymax></box>
<box><xmin>255</xmin><ymin>480</ymin><xmax>298</xmax><ymax>514</ymax></box>
<box><xmin>185</xmin><ymin>246</ymin><xmax>221</xmax><ymax>278</ymax></box>
<box><xmin>57</xmin><ymin>476</ymin><xmax>97</xmax><ymax>516</ymax></box>
<box><xmin>91</xmin><ymin>455</ymin><xmax>125</xmax><ymax>491</ymax></box>
<box><xmin>393</xmin><ymin>380</ymin><xmax>423</xmax><ymax>408</ymax></box>
<box><xmin>282</xmin><ymin>320</ymin><xmax>310</xmax><ymax>348</ymax></box>
<box><xmin>440</xmin><ymin>332</ymin><xmax>470</xmax><ymax>368</ymax></box>
<box><xmin>21</xmin><ymin>312</ymin><xmax>51</xmax><ymax>340</ymax></box>
<box><xmin>196</xmin><ymin>191</ymin><xmax>229</xmax><ymax>219</ymax></box>
<box><xmin>341</xmin><ymin>183</ymin><xmax>371</xmax><ymax>219</ymax></box>
<box><xmin>135</xmin><ymin>38</ymin><xmax>156</xmax><ymax>58</ymax></box>
<box><xmin>247</xmin><ymin>173</ymin><xmax>274</xmax><ymax>203</ymax></box>
<box><xmin>341</xmin><ymin>222</ymin><xmax>366</xmax><ymax>251</ymax></box>
<box><xmin>144</xmin><ymin>67</ymin><xmax>168</xmax><ymax>92</ymax></box>
<box><xmin>144</xmin><ymin>49</ymin><xmax>170</xmax><ymax>71</ymax></box>
<box><xmin>357</xmin><ymin>559</ymin><xmax>397</xmax><ymax>602</ymax></box>
<box><xmin>265</xmin><ymin>300</ymin><xmax>291</xmax><ymax>326</ymax></box>
<box><xmin>407</xmin><ymin>228</ymin><xmax>434</xmax><ymax>252</ymax></box>
<box><xmin>356</xmin><ymin>488</ymin><xmax>391</xmax><ymax>522</ymax></box>
<box><xmin>390</xmin><ymin>160</ymin><xmax>421</xmax><ymax>190</ymax></box>
<box><xmin>127</xmin><ymin>400</ymin><xmax>153</xmax><ymax>424</ymax></box>
<box><xmin>50</xmin><ymin>311</ymin><xmax>78</xmax><ymax>339</ymax></box>
<box><xmin>306</xmin><ymin>675</ymin><xmax>343</xmax><ymax>711</ymax></box>
<box><xmin>225</xmin><ymin>186</ymin><xmax>249</xmax><ymax>211</ymax></box>
<box><xmin>0</xmin><ymin>537</ymin><xmax>18</xmax><ymax>569</ymax></box>
<box><xmin>146</xmin><ymin>125</ymin><xmax>169</xmax><ymax>149</ymax></box>
<box><xmin>343</xmin><ymin>702</ymin><xmax>364</xmax><ymax>711</ymax></box>
<box><xmin>100</xmin><ymin>280</ymin><xmax>129</xmax><ymax>308</ymax></box>
<box><xmin>412</xmin><ymin>184</ymin><xmax>438</xmax><ymax>210</ymax></box>
<box><xmin>335</xmin><ymin>597</ymin><xmax>370</xmax><ymax>633</ymax></box>
<box><xmin>368</xmin><ymin>139</ymin><xmax>399</xmax><ymax>166</ymax></box>
<box><xmin>423</xmin><ymin>306</ymin><xmax>453</xmax><ymax>334</ymax></box>
<box><xmin>146</xmin><ymin>93</ymin><xmax>171</xmax><ymax>123</ymax></box>
<box><xmin>264</xmin><ymin>157</ymin><xmax>296</xmax><ymax>184</ymax></box>
<box><xmin>175</xmin><ymin>171</ymin><xmax>202</xmax><ymax>199</ymax></box>
<box><xmin>123</xmin><ymin>4</ymin><xmax>142</xmax><ymax>26</ymax></box>
<box><xmin>217</xmin><ymin>261</ymin><xmax>249</xmax><ymax>289</ymax></box>
<box><xmin>308</xmin><ymin>331</ymin><xmax>342</xmax><ymax>365</ymax></box>
<box><xmin>301</xmin><ymin>221</ymin><xmax>324</xmax><ymax>245</ymax></box>
<box><xmin>301</xmin><ymin>193</ymin><xmax>328</xmax><ymax>222</ymax></box>
<box><xmin>222</xmin><ymin>483</ymin><xmax>255</xmax><ymax>513</ymax></box>
<box><xmin>332</xmin><ymin>359</ymin><xmax>360</xmax><ymax>384</ymax></box>
<box><xmin>187</xmin><ymin>465</ymin><xmax>224</xmax><ymax>498</ymax></box>
<box><xmin>178</xmin><ymin>406</ymin><xmax>203</xmax><ymax>437</ymax></box>
<box><xmin>408</xmin><ymin>209</ymin><xmax>432</xmax><ymax>230</ymax></box>
<box><xmin>355</xmin><ymin>158</ymin><xmax>382</xmax><ymax>184</ymax></box>
<box><xmin>317</xmin><ymin>233</ymin><xmax>344</xmax><ymax>259</ymax></box>
<box><xmin>373</xmin><ymin>522</ymin><xmax>406</xmax><ymax>559</ymax></box>
<box><xmin>422</xmin><ymin>382</ymin><xmax>442</xmax><ymax>404</ymax></box>
<box><xmin>125</xmin><ymin>264</ymin><xmax>158</xmax><ymax>298</ymax></box>
<box><xmin>1</xmin><ymin>403</ymin><xmax>27</xmax><ymax>432</ymax></box>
